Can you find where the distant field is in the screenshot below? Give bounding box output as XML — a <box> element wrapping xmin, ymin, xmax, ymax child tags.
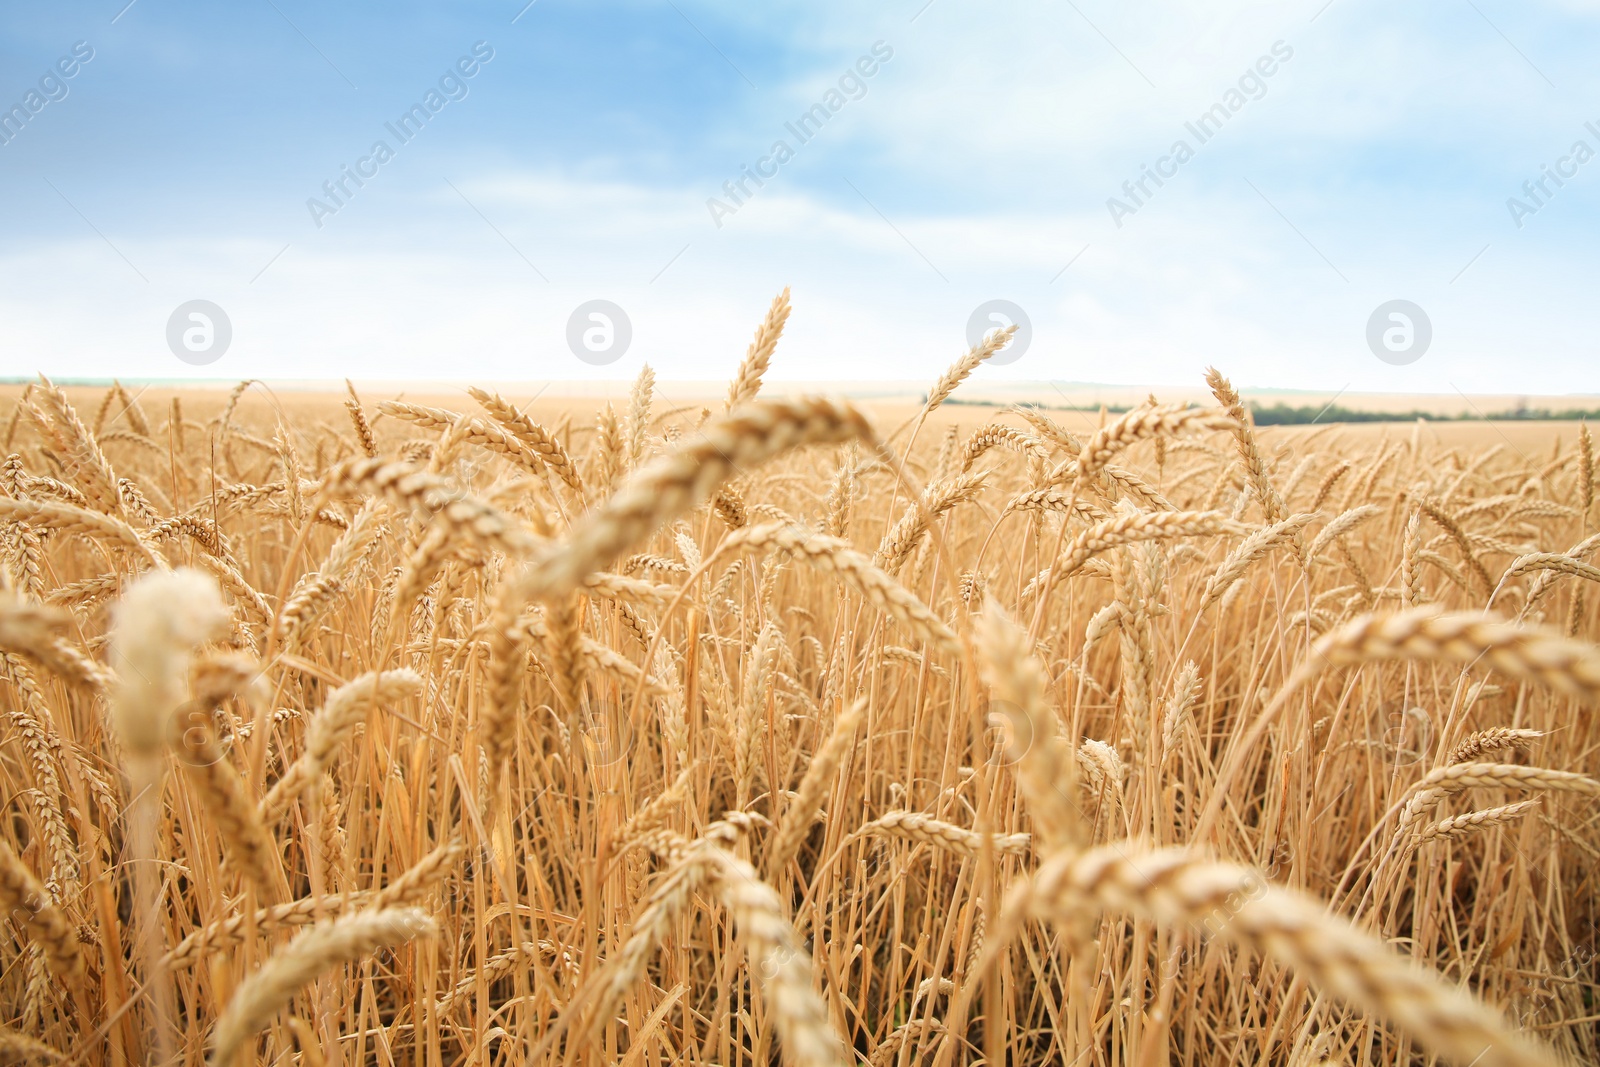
<box><xmin>1</xmin><ymin>382</ymin><xmax>1590</xmax><ymax>455</ymax></box>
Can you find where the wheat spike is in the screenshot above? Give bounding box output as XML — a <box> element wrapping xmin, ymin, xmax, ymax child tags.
<box><xmin>1418</xmin><ymin>800</ymin><xmax>1540</xmax><ymax>843</ymax></box>
<box><xmin>769</xmin><ymin>699</ymin><xmax>866</xmax><ymax>876</ymax></box>
<box><xmin>925</xmin><ymin>326</ymin><xmax>1017</xmax><ymax>413</ymax></box>
<box><xmin>0</xmin><ymin>838</ymin><xmax>80</xmax><ymax>980</ymax></box>
<box><xmin>1311</xmin><ymin>609</ymin><xmax>1600</xmax><ymax>700</ymax></box>
<box><xmin>727</xmin><ymin>288</ymin><xmax>792</xmax><ymax>410</ymax></box>
<box><xmin>864</xmin><ymin>811</ymin><xmax>1031</xmax><ymax>857</ymax></box>
<box><xmin>1009</xmin><ymin>845</ymin><xmax>1562</xmax><ymax>1067</ymax></box>
<box><xmin>261</xmin><ymin>670</ymin><xmax>424</xmax><ymax>822</ymax></box>
<box><xmin>209</xmin><ymin>907</ymin><xmax>437</xmax><ymax>1067</ymax></box>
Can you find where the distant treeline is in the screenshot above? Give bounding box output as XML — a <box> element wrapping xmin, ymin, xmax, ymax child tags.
<box><xmin>936</xmin><ymin>395</ymin><xmax>1600</xmax><ymax>425</ymax></box>
<box><xmin>1248</xmin><ymin>402</ymin><xmax>1600</xmax><ymax>425</ymax></box>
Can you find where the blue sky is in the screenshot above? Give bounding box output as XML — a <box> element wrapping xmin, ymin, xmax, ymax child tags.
<box><xmin>1</xmin><ymin>0</ymin><xmax>1598</xmax><ymax>393</ymax></box>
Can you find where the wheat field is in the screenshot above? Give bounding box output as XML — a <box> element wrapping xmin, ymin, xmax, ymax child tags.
<box><xmin>1</xmin><ymin>295</ymin><xmax>1598</xmax><ymax>1067</ymax></box>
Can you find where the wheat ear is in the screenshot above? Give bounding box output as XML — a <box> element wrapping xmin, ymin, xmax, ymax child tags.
<box><xmin>727</xmin><ymin>288</ymin><xmax>792</xmax><ymax>410</ymax></box>
<box><xmin>708</xmin><ymin>847</ymin><xmax>852</xmax><ymax>1067</ymax></box>
<box><xmin>874</xmin><ymin>471</ymin><xmax>988</xmax><ymax>574</ymax></box>
<box><xmin>1411</xmin><ymin>492</ymin><xmax>1495</xmax><ymax>600</ymax></box>
<box><xmin>1028</xmin><ymin>511</ymin><xmax>1250</xmax><ymax>598</ymax></box>
<box><xmin>178</xmin><ymin>742</ymin><xmax>281</xmax><ymax>895</ymax></box>
<box><xmin>505</xmin><ymin>398</ymin><xmax>878</xmax><ymax>606</ymax></box>
<box><xmin>343</xmin><ymin>381</ymin><xmax>377</xmax><ymax>458</ymax></box>
<box><xmin>1418</xmin><ymin>800</ymin><xmax>1540</xmax><ymax>843</ymax></box>
<box><xmin>1204</xmin><ymin>367</ymin><xmax>1286</xmax><ymax>525</ymax></box>
<box><xmin>1306</xmin><ymin>504</ymin><xmax>1383</xmax><ymax>562</ymax></box>
<box><xmin>318</xmin><ymin>457</ymin><xmax>539</xmax><ymax>559</ymax></box>
<box><xmin>1199</xmin><ymin>512</ymin><xmax>1317</xmax><ymax>611</ymax></box>
<box><xmin>33</xmin><ymin>376</ymin><xmax>123</xmax><ymax>517</ymax></box>
<box><xmin>1448</xmin><ymin>727</ymin><xmax>1543</xmax><ymax>764</ymax></box>
<box><xmin>0</xmin><ymin>498</ymin><xmax>165</xmax><ymax>570</ymax></box>
<box><xmin>719</xmin><ymin>521</ymin><xmax>960</xmax><ymax>655</ymax></box>
<box><xmin>768</xmin><ymin>699</ymin><xmax>865</xmax><ymax>877</ymax></box>
<box><xmin>1161</xmin><ymin>660</ymin><xmax>1203</xmax><ymax>764</ymax></box>
<box><xmin>958</xmin><ymin>424</ymin><xmax>1048</xmax><ymax>472</ymax></box>
<box><xmin>924</xmin><ymin>326</ymin><xmax>1017</xmax><ymax>414</ymax></box>
<box><xmin>1075</xmin><ymin>403</ymin><xmax>1235</xmax><ymax>486</ymax></box>
<box><xmin>1012</xmin><ymin>845</ymin><xmax>1562</xmax><ymax>1067</ymax></box>
<box><xmin>864</xmin><ymin>811</ymin><xmax>1031</xmax><ymax>857</ymax></box>
<box><xmin>260</xmin><ymin>670</ymin><xmax>424</xmax><ymax>822</ymax></box>
<box><xmin>466</xmin><ymin>388</ymin><xmax>586</xmax><ymax>498</ymax></box>
<box><xmin>112</xmin><ymin>569</ymin><xmax>231</xmax><ymax>758</ymax></box>
<box><xmin>0</xmin><ymin>600</ymin><xmax>112</xmax><ymax>692</ymax></box>
<box><xmin>0</xmin><ymin>1027</ymin><xmax>63</xmax><ymax>1063</ymax></box>
<box><xmin>209</xmin><ymin>907</ymin><xmax>437</xmax><ymax>1067</ymax></box>
<box><xmin>0</xmin><ymin>839</ymin><xmax>80</xmax><ymax>980</ymax></box>
<box><xmin>976</xmin><ymin>604</ymin><xmax>1084</xmax><ymax>848</ymax></box>
<box><xmin>1311</xmin><ymin>609</ymin><xmax>1600</xmax><ymax>700</ymax></box>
